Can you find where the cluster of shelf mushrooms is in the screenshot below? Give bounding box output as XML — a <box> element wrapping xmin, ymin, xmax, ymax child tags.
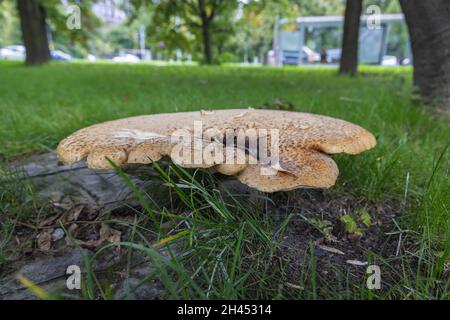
<box><xmin>57</xmin><ymin>109</ymin><xmax>376</xmax><ymax>192</ymax></box>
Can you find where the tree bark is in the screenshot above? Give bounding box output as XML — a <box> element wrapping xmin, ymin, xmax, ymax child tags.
<box><xmin>201</xmin><ymin>20</ymin><xmax>213</xmax><ymax>64</ymax></box>
<box><xmin>339</xmin><ymin>0</ymin><xmax>362</xmax><ymax>76</ymax></box>
<box><xmin>198</xmin><ymin>0</ymin><xmax>213</xmax><ymax>64</ymax></box>
<box><xmin>400</xmin><ymin>0</ymin><xmax>450</xmax><ymax>114</ymax></box>
<box><xmin>17</xmin><ymin>0</ymin><xmax>51</xmax><ymax>65</ymax></box>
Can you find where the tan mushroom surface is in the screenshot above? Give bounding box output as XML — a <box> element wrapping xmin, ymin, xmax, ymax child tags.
<box><xmin>57</xmin><ymin>109</ymin><xmax>376</xmax><ymax>192</ymax></box>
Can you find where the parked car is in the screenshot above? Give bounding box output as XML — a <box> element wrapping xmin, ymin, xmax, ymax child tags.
<box><xmin>51</xmin><ymin>50</ymin><xmax>72</xmax><ymax>61</ymax></box>
<box><xmin>87</xmin><ymin>54</ymin><xmax>97</xmax><ymax>62</ymax></box>
<box><xmin>112</xmin><ymin>54</ymin><xmax>140</xmax><ymax>63</ymax></box>
<box><xmin>0</xmin><ymin>45</ymin><xmax>25</xmax><ymax>60</ymax></box>
<box><xmin>401</xmin><ymin>58</ymin><xmax>412</xmax><ymax>66</ymax></box>
<box><xmin>381</xmin><ymin>55</ymin><xmax>399</xmax><ymax>66</ymax></box>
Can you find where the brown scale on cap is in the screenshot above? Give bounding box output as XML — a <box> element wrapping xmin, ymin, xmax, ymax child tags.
<box><xmin>56</xmin><ymin>109</ymin><xmax>376</xmax><ymax>192</ymax></box>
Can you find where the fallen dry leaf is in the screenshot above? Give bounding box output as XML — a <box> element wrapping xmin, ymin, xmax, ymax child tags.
<box><xmin>318</xmin><ymin>245</ymin><xmax>345</xmax><ymax>255</ymax></box>
<box><xmin>67</xmin><ymin>223</ymin><xmax>78</xmax><ymax>235</ymax></box>
<box><xmin>75</xmin><ymin>239</ymin><xmax>102</xmax><ymax>250</ymax></box>
<box><xmin>38</xmin><ymin>213</ymin><xmax>62</xmax><ymax>228</ymax></box>
<box><xmin>286</xmin><ymin>282</ymin><xmax>304</xmax><ymax>290</ymax></box>
<box><xmin>99</xmin><ymin>223</ymin><xmax>121</xmax><ymax>244</ymax></box>
<box><xmin>64</xmin><ymin>206</ymin><xmax>84</xmax><ymax>223</ymax></box>
<box><xmin>37</xmin><ymin>229</ymin><xmax>53</xmax><ymax>251</ymax></box>
<box><xmin>346</xmin><ymin>260</ymin><xmax>368</xmax><ymax>266</ymax></box>
<box><xmin>53</xmin><ymin>197</ymin><xmax>74</xmax><ymax>211</ymax></box>
<box><xmin>315</xmin><ymin>238</ymin><xmax>345</xmax><ymax>255</ymax></box>
<box><xmin>85</xmin><ymin>206</ymin><xmax>101</xmax><ymax>220</ymax></box>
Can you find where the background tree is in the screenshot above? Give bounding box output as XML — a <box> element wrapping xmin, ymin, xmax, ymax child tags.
<box><xmin>12</xmin><ymin>0</ymin><xmax>101</xmax><ymax>64</ymax></box>
<box><xmin>152</xmin><ymin>0</ymin><xmax>240</xmax><ymax>64</ymax></box>
<box><xmin>399</xmin><ymin>0</ymin><xmax>450</xmax><ymax>116</ymax></box>
<box><xmin>45</xmin><ymin>0</ymin><xmax>101</xmax><ymax>58</ymax></box>
<box><xmin>295</xmin><ymin>0</ymin><xmax>345</xmax><ymax>16</ymax></box>
<box><xmin>339</xmin><ymin>0</ymin><xmax>362</xmax><ymax>76</ymax></box>
<box><xmin>0</xmin><ymin>0</ymin><xmax>22</xmax><ymax>48</ymax></box>
<box><xmin>17</xmin><ymin>0</ymin><xmax>51</xmax><ymax>65</ymax></box>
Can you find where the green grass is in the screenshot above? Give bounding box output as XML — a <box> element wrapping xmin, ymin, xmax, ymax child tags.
<box><xmin>0</xmin><ymin>60</ymin><xmax>448</xmax><ymax>299</ymax></box>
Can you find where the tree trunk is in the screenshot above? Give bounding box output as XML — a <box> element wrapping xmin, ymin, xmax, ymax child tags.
<box><xmin>201</xmin><ymin>21</ymin><xmax>213</xmax><ymax>64</ymax></box>
<box><xmin>198</xmin><ymin>0</ymin><xmax>213</xmax><ymax>64</ymax></box>
<box><xmin>400</xmin><ymin>0</ymin><xmax>450</xmax><ymax>115</ymax></box>
<box><xmin>17</xmin><ymin>0</ymin><xmax>51</xmax><ymax>65</ymax></box>
<box><xmin>339</xmin><ymin>0</ymin><xmax>362</xmax><ymax>76</ymax></box>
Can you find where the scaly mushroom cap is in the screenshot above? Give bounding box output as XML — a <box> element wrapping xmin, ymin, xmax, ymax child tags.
<box><xmin>57</xmin><ymin>109</ymin><xmax>376</xmax><ymax>192</ymax></box>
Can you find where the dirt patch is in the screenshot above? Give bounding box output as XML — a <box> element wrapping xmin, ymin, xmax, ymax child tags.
<box><xmin>271</xmin><ymin>189</ymin><xmax>412</xmax><ymax>297</ymax></box>
<box><xmin>0</xmin><ymin>188</ymin><xmax>413</xmax><ymax>300</ymax></box>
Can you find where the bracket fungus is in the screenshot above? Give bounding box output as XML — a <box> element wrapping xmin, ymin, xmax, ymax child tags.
<box><xmin>57</xmin><ymin>109</ymin><xmax>376</xmax><ymax>192</ymax></box>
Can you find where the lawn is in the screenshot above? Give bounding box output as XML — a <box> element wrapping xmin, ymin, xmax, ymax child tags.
<box><xmin>0</xmin><ymin>60</ymin><xmax>448</xmax><ymax>299</ymax></box>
